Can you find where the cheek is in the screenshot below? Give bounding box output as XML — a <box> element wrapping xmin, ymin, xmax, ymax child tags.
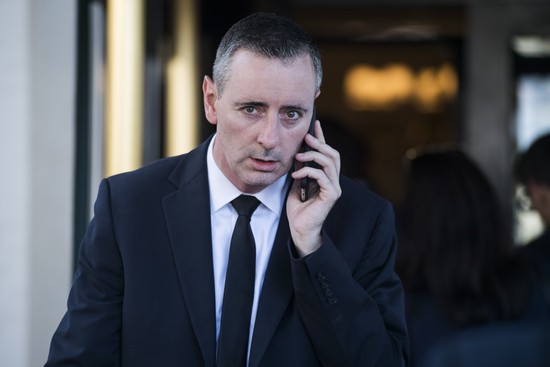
<box><xmin>217</xmin><ymin>116</ymin><xmax>244</xmax><ymax>142</ymax></box>
<box><xmin>282</xmin><ymin>131</ymin><xmax>305</xmax><ymax>155</ymax></box>
<box><xmin>220</xmin><ymin>113</ymin><xmax>253</xmax><ymax>135</ymax></box>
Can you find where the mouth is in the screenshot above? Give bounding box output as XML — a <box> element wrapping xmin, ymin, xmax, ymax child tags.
<box><xmin>250</xmin><ymin>157</ymin><xmax>278</xmax><ymax>172</ymax></box>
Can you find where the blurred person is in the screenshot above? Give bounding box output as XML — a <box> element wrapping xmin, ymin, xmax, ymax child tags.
<box><xmin>515</xmin><ymin>133</ymin><xmax>550</xmax><ymax>266</ymax></box>
<box><xmin>45</xmin><ymin>12</ymin><xmax>408</xmax><ymax>366</ymax></box>
<box><xmin>515</xmin><ymin>132</ymin><xmax>550</xmax><ymax>308</ymax></box>
<box><xmin>396</xmin><ymin>147</ymin><xmax>544</xmax><ymax>367</ymax></box>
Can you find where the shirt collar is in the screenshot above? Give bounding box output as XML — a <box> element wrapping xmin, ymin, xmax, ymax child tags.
<box><xmin>207</xmin><ymin>134</ymin><xmax>288</xmax><ymax>216</ymax></box>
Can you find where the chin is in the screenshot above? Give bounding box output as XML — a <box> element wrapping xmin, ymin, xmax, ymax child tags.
<box><xmin>242</xmin><ymin>173</ymin><xmax>280</xmax><ymax>189</ymax></box>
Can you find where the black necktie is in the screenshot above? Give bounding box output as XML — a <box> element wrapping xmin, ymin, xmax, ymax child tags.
<box><xmin>217</xmin><ymin>195</ymin><xmax>261</xmax><ymax>367</ymax></box>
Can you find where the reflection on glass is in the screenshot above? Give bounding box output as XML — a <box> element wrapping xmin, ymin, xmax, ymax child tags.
<box><xmin>344</xmin><ymin>62</ymin><xmax>458</xmax><ymax>113</ymax></box>
<box><xmin>515</xmin><ymin>75</ymin><xmax>550</xmax><ymax>151</ymax></box>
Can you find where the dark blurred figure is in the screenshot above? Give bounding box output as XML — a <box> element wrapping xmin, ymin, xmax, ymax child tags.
<box><xmin>396</xmin><ymin>147</ymin><xmax>549</xmax><ymax>367</ymax></box>
<box><xmin>515</xmin><ymin>133</ymin><xmax>550</xmax><ymax>272</ymax></box>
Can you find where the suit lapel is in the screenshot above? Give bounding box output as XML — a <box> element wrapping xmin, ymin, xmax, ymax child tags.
<box><xmin>249</xmin><ymin>206</ymin><xmax>293</xmax><ymax>367</ymax></box>
<box><xmin>162</xmin><ymin>138</ymin><xmax>217</xmax><ymax>367</ymax></box>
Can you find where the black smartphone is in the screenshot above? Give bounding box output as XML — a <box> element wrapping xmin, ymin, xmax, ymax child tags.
<box><xmin>299</xmin><ymin>107</ymin><xmax>316</xmax><ymax>202</ymax></box>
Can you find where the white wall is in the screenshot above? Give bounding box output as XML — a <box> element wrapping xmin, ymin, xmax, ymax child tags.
<box><xmin>0</xmin><ymin>0</ymin><xmax>76</xmax><ymax>366</ymax></box>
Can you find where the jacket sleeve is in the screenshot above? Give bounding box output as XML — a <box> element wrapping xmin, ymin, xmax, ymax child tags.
<box><xmin>45</xmin><ymin>179</ymin><xmax>124</xmax><ymax>366</ymax></box>
<box><xmin>289</xmin><ymin>200</ymin><xmax>409</xmax><ymax>367</ymax></box>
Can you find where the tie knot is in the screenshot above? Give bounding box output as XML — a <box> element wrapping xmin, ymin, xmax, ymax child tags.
<box><xmin>231</xmin><ymin>195</ymin><xmax>260</xmax><ymax>218</ymax></box>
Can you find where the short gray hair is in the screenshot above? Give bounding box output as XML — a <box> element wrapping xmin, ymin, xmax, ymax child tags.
<box><xmin>212</xmin><ymin>12</ymin><xmax>322</xmax><ymax>97</ymax></box>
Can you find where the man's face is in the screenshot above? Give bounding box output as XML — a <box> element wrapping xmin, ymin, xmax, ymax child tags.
<box><xmin>203</xmin><ymin>49</ymin><xmax>319</xmax><ymax>194</ymax></box>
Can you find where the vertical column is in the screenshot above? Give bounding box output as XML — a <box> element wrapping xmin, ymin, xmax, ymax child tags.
<box><xmin>465</xmin><ymin>4</ymin><xmax>512</xmax><ymax>209</ymax></box>
<box><xmin>0</xmin><ymin>0</ymin><xmax>76</xmax><ymax>366</ymax></box>
<box><xmin>0</xmin><ymin>2</ymin><xmax>31</xmax><ymax>366</ymax></box>
<box><xmin>165</xmin><ymin>0</ymin><xmax>200</xmax><ymax>156</ymax></box>
<box><xmin>29</xmin><ymin>0</ymin><xmax>76</xmax><ymax>364</ymax></box>
<box><xmin>105</xmin><ymin>0</ymin><xmax>145</xmax><ymax>176</ymax></box>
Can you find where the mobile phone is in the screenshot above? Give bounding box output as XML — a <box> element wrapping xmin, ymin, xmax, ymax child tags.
<box><xmin>299</xmin><ymin>107</ymin><xmax>317</xmax><ymax>202</ymax></box>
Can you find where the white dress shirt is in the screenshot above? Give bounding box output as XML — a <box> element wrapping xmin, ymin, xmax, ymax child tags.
<box><xmin>206</xmin><ymin>135</ymin><xmax>288</xmax><ymax>361</ymax></box>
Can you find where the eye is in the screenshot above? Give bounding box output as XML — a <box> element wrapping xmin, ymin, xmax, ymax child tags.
<box><xmin>285</xmin><ymin>110</ymin><xmax>301</xmax><ymax>120</ymax></box>
<box><xmin>243</xmin><ymin>106</ymin><xmax>257</xmax><ymax>115</ymax></box>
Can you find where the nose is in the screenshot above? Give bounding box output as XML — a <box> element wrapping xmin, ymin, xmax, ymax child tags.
<box><xmin>257</xmin><ymin>113</ymin><xmax>280</xmax><ymax>150</ymax></box>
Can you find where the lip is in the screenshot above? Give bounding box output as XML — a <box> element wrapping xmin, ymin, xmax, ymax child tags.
<box><xmin>251</xmin><ymin>157</ymin><xmax>278</xmax><ymax>172</ymax></box>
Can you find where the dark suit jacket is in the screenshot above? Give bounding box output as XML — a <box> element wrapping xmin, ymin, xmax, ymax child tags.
<box><xmin>46</xmin><ymin>137</ymin><xmax>408</xmax><ymax>366</ymax></box>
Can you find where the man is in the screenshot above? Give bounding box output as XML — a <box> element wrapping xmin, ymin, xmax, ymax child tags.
<box><xmin>46</xmin><ymin>12</ymin><xmax>408</xmax><ymax>366</ymax></box>
<box><xmin>516</xmin><ymin>133</ymin><xmax>550</xmax><ymax>290</ymax></box>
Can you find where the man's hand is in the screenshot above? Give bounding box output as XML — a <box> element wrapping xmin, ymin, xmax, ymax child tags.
<box><xmin>287</xmin><ymin>120</ymin><xmax>342</xmax><ymax>257</ymax></box>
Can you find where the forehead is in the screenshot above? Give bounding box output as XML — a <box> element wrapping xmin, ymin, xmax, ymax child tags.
<box><xmin>223</xmin><ymin>50</ymin><xmax>318</xmax><ymax>103</ymax></box>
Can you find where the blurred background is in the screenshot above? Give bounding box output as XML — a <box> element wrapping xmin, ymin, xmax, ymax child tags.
<box><xmin>1</xmin><ymin>0</ymin><xmax>549</xmax><ymax>365</ymax></box>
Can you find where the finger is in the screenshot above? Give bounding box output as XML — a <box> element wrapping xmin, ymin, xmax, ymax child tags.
<box><xmin>293</xmin><ymin>152</ymin><xmax>340</xmax><ymax>199</ymax></box>
<box><xmin>292</xmin><ymin>165</ymin><xmax>341</xmax><ymax>202</ymax></box>
<box><xmin>313</xmin><ymin>120</ymin><xmax>325</xmax><ymax>144</ymax></box>
<box><xmin>296</xmin><ymin>149</ymin><xmax>339</xmax><ymax>183</ymax></box>
<box><xmin>302</xmin><ymin>135</ymin><xmax>341</xmax><ymax>176</ymax></box>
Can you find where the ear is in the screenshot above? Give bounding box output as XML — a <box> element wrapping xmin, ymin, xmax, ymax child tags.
<box><xmin>527</xmin><ymin>180</ymin><xmax>550</xmax><ymax>226</ymax></box>
<box><xmin>203</xmin><ymin>76</ymin><xmax>218</xmax><ymax>125</ymax></box>
<box><xmin>315</xmin><ymin>89</ymin><xmax>321</xmax><ymax>99</ymax></box>
<box><xmin>526</xmin><ymin>180</ymin><xmax>546</xmax><ymax>212</ymax></box>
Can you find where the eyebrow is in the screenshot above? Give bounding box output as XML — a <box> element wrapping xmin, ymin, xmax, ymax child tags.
<box><xmin>281</xmin><ymin>105</ymin><xmax>308</xmax><ymax>114</ymax></box>
<box><xmin>233</xmin><ymin>101</ymin><xmax>267</xmax><ymax>108</ymax></box>
<box><xmin>233</xmin><ymin>101</ymin><xmax>309</xmax><ymax>113</ymax></box>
